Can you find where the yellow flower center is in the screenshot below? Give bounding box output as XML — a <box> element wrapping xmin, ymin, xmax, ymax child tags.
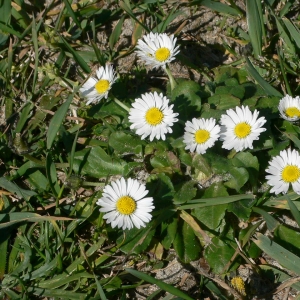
<box><xmin>155</xmin><ymin>47</ymin><xmax>170</xmax><ymax>62</ymax></box>
<box><xmin>281</xmin><ymin>165</ymin><xmax>300</xmax><ymax>183</ymax></box>
<box><xmin>231</xmin><ymin>277</ymin><xmax>246</xmax><ymax>296</ymax></box>
<box><xmin>116</xmin><ymin>196</ymin><xmax>136</xmax><ymax>215</ymax></box>
<box><xmin>285</xmin><ymin>107</ymin><xmax>300</xmax><ymax>118</ymax></box>
<box><xmin>234</xmin><ymin>122</ymin><xmax>251</xmax><ymax>138</ymax></box>
<box><xmin>195</xmin><ymin>129</ymin><xmax>210</xmax><ymax>144</ymax></box>
<box><xmin>95</xmin><ymin>79</ymin><xmax>110</xmax><ymax>94</ymax></box>
<box><xmin>145</xmin><ymin>107</ymin><xmax>164</xmax><ymax>126</ymax></box>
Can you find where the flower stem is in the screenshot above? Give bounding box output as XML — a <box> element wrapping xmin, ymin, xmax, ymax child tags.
<box><xmin>113</xmin><ymin>97</ymin><xmax>130</xmax><ymax>112</ymax></box>
<box><xmin>165</xmin><ymin>65</ymin><xmax>177</xmax><ymax>91</ymax></box>
<box><xmin>83</xmin><ymin>181</ymin><xmax>105</xmax><ymax>187</ymax></box>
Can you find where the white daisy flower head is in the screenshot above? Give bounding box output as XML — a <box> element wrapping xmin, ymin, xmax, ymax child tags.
<box><xmin>135</xmin><ymin>32</ymin><xmax>180</xmax><ymax>69</ymax></box>
<box><xmin>129</xmin><ymin>91</ymin><xmax>179</xmax><ymax>141</ymax></box>
<box><xmin>266</xmin><ymin>148</ymin><xmax>300</xmax><ymax>195</ymax></box>
<box><xmin>183</xmin><ymin>118</ymin><xmax>220</xmax><ymax>154</ymax></box>
<box><xmin>220</xmin><ymin>105</ymin><xmax>267</xmax><ymax>152</ymax></box>
<box><xmin>278</xmin><ymin>94</ymin><xmax>300</xmax><ymax>122</ymax></box>
<box><xmin>80</xmin><ymin>64</ymin><xmax>117</xmax><ymax>105</ymax></box>
<box><xmin>96</xmin><ymin>178</ymin><xmax>154</xmax><ymax>230</ymax></box>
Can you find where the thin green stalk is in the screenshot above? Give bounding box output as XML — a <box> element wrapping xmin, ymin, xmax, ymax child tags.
<box><xmin>165</xmin><ymin>65</ymin><xmax>177</xmax><ymax>90</ymax></box>
<box><xmin>113</xmin><ymin>97</ymin><xmax>130</xmax><ymax>112</ymax></box>
<box><xmin>83</xmin><ymin>181</ymin><xmax>105</xmax><ymax>187</ymax></box>
<box><xmin>277</xmin><ymin>46</ymin><xmax>292</xmax><ymax>96</ymax></box>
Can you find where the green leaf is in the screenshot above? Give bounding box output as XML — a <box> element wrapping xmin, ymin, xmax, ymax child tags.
<box><xmin>227</xmin><ymin>199</ymin><xmax>253</xmax><ymax>220</ymax></box>
<box><xmin>108</xmin><ymin>131</ymin><xmax>145</xmax><ymax>154</ymax></box>
<box><xmin>173</xmin><ymin>220</ymin><xmax>201</xmax><ymax>263</ymax></box>
<box><xmin>215</xmin><ymin>84</ymin><xmax>245</xmax><ymax>100</ymax></box>
<box><xmin>171</xmin><ymin>80</ymin><xmax>203</xmax><ymax>120</ymax></box>
<box><xmin>125</xmin><ymin>269</ymin><xmax>194</xmax><ymax>300</ymax></box>
<box><xmin>47</xmin><ymin>94</ymin><xmax>73</xmax><ymax>149</ymax></box>
<box><xmin>73</xmin><ymin>146</ymin><xmax>127</xmax><ymax>177</ymax></box>
<box><xmin>192</xmin><ymin>154</ymin><xmax>213</xmax><ymax>178</ymax></box>
<box><xmin>231</xmin><ymin>151</ymin><xmax>259</xmax><ymax>187</ymax></box>
<box><xmin>208</xmin><ymin>94</ymin><xmax>240</xmax><ymax>110</ymax></box>
<box><xmin>173</xmin><ymin>181</ymin><xmax>197</xmax><ymax>204</ymax></box>
<box><xmin>224</xmin><ymin>167</ymin><xmax>249</xmax><ymax>192</ymax></box>
<box><xmin>254</xmin><ymin>233</ymin><xmax>300</xmax><ymax>276</ymax></box>
<box><xmin>150</xmin><ymin>151</ymin><xmax>181</xmax><ymax>174</ymax></box>
<box><xmin>193</xmin><ymin>183</ymin><xmax>228</xmax><ymax>230</ymax></box>
<box><xmin>204</xmin><ymin>237</ymin><xmax>235</xmax><ymax>274</ymax></box>
<box><xmin>161</xmin><ymin>215</ymin><xmax>178</xmax><ymax>250</ymax></box>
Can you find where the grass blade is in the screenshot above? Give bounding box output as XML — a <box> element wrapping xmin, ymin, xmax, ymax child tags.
<box><xmin>47</xmin><ymin>94</ymin><xmax>73</xmax><ymax>150</ymax></box>
<box><xmin>0</xmin><ymin>22</ymin><xmax>22</xmax><ymax>38</ymax></box>
<box><xmin>94</xmin><ymin>274</ymin><xmax>108</xmax><ymax>300</ymax></box>
<box><xmin>0</xmin><ymin>0</ymin><xmax>11</xmax><ymax>24</ymax></box>
<box><xmin>0</xmin><ymin>177</ymin><xmax>37</xmax><ymax>200</ymax></box>
<box><xmin>109</xmin><ymin>16</ymin><xmax>125</xmax><ymax>50</ymax></box>
<box><xmin>31</xmin><ymin>15</ymin><xmax>39</xmax><ymax>92</ymax></box>
<box><xmin>46</xmin><ymin>153</ymin><xmax>60</xmax><ymax>197</ymax></box>
<box><xmin>191</xmin><ymin>0</ymin><xmax>241</xmax><ymax>16</ymax></box>
<box><xmin>252</xmin><ymin>207</ymin><xmax>279</xmax><ymax>232</ymax></box>
<box><xmin>276</xmin><ymin>46</ymin><xmax>292</xmax><ymax>95</ymax></box>
<box><xmin>253</xmin><ymin>233</ymin><xmax>300</xmax><ymax>276</ymax></box>
<box><xmin>15</xmin><ymin>102</ymin><xmax>33</xmax><ymax>133</ymax></box>
<box><xmin>68</xmin><ymin>129</ymin><xmax>80</xmax><ymax>177</ymax></box>
<box><xmin>179</xmin><ymin>194</ymin><xmax>254</xmax><ymax>209</ymax></box>
<box><xmin>62</xmin><ymin>0</ymin><xmax>81</xmax><ymax>29</ymax></box>
<box><xmin>246</xmin><ymin>0</ymin><xmax>262</xmax><ymax>58</ymax></box>
<box><xmin>287</xmin><ymin>195</ymin><xmax>300</xmax><ymax>228</ymax></box>
<box><xmin>61</xmin><ymin>36</ymin><xmax>91</xmax><ymax>73</ymax></box>
<box><xmin>126</xmin><ymin>268</ymin><xmax>194</xmax><ymax>300</ymax></box>
<box><xmin>0</xmin><ymin>212</ymin><xmax>72</xmax><ymax>229</ymax></box>
<box><xmin>119</xmin><ymin>1</ymin><xmax>150</xmax><ymax>32</ymax></box>
<box><xmin>245</xmin><ymin>57</ymin><xmax>283</xmax><ymax>97</ymax></box>
<box><xmin>282</xmin><ymin>18</ymin><xmax>300</xmax><ymax>49</ymax></box>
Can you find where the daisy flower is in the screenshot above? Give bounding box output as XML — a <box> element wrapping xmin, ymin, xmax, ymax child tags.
<box><xmin>278</xmin><ymin>94</ymin><xmax>300</xmax><ymax>122</ymax></box>
<box><xmin>80</xmin><ymin>65</ymin><xmax>117</xmax><ymax>105</ymax></box>
<box><xmin>135</xmin><ymin>32</ymin><xmax>180</xmax><ymax>69</ymax></box>
<box><xmin>129</xmin><ymin>92</ymin><xmax>178</xmax><ymax>141</ymax></box>
<box><xmin>96</xmin><ymin>178</ymin><xmax>154</xmax><ymax>230</ymax></box>
<box><xmin>183</xmin><ymin>118</ymin><xmax>220</xmax><ymax>154</ymax></box>
<box><xmin>266</xmin><ymin>148</ymin><xmax>300</xmax><ymax>195</ymax></box>
<box><xmin>220</xmin><ymin>105</ymin><xmax>266</xmax><ymax>152</ymax></box>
